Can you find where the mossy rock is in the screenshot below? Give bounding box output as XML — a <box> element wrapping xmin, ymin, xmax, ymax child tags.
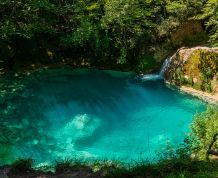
<box><xmin>165</xmin><ymin>47</ymin><xmax>218</xmax><ymax>93</ymax></box>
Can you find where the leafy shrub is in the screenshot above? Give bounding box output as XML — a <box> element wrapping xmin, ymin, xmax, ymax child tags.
<box><xmin>190</xmin><ymin>105</ymin><xmax>218</xmax><ymax>159</ymax></box>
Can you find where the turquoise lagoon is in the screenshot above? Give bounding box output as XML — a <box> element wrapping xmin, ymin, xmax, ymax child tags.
<box><xmin>0</xmin><ymin>68</ymin><xmax>206</xmax><ymax>165</ymax></box>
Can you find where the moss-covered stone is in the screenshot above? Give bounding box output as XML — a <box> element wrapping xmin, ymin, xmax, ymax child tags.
<box><xmin>165</xmin><ymin>47</ymin><xmax>218</xmax><ymax>93</ymax></box>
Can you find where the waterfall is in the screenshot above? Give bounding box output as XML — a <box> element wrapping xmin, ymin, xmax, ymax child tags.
<box><xmin>140</xmin><ymin>57</ymin><xmax>171</xmax><ymax>81</ymax></box>
<box><xmin>159</xmin><ymin>57</ymin><xmax>171</xmax><ymax>76</ymax></box>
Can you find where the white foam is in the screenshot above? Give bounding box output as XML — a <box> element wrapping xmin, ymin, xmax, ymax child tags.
<box><xmin>141</xmin><ymin>74</ymin><xmax>162</xmax><ymax>81</ymax></box>
<box><xmin>140</xmin><ymin>58</ymin><xmax>171</xmax><ymax>81</ymax></box>
<box><xmin>159</xmin><ymin>58</ymin><xmax>172</xmax><ymax>76</ymax></box>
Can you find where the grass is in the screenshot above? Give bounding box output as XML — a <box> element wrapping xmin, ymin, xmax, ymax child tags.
<box><xmin>55</xmin><ymin>158</ymin><xmax>89</xmax><ymax>173</ymax></box>
<box><xmin>105</xmin><ymin>159</ymin><xmax>218</xmax><ymax>178</ymax></box>
<box><xmin>6</xmin><ymin>156</ymin><xmax>218</xmax><ymax>178</ymax></box>
<box><xmin>9</xmin><ymin>158</ymin><xmax>33</xmax><ymax>174</ymax></box>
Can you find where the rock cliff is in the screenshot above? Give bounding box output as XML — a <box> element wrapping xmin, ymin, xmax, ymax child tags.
<box><xmin>164</xmin><ymin>47</ymin><xmax>218</xmax><ymax>103</ymax></box>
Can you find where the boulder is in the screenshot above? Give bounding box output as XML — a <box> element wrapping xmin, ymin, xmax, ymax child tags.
<box><xmin>164</xmin><ymin>47</ymin><xmax>218</xmax><ymax>93</ymax></box>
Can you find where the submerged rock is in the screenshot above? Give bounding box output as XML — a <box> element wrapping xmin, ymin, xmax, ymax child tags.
<box><xmin>59</xmin><ymin>114</ymin><xmax>101</xmax><ymax>140</ymax></box>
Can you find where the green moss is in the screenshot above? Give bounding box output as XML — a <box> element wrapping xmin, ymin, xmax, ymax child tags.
<box><xmin>198</xmin><ymin>50</ymin><xmax>218</xmax><ymax>92</ymax></box>
<box><xmin>173</xmin><ymin>48</ymin><xmax>218</xmax><ymax>93</ymax></box>
<box><xmin>184</xmin><ymin>50</ymin><xmax>201</xmax><ymax>81</ymax></box>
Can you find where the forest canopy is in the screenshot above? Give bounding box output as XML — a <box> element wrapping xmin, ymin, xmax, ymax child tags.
<box><xmin>0</xmin><ymin>0</ymin><xmax>217</xmax><ymax>70</ymax></box>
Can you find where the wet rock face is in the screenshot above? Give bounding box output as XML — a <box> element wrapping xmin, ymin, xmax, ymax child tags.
<box><xmin>164</xmin><ymin>47</ymin><xmax>218</xmax><ymax>93</ymax></box>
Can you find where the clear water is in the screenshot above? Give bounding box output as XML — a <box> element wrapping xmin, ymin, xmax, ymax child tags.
<box><xmin>0</xmin><ymin>68</ymin><xmax>206</xmax><ymax>166</ymax></box>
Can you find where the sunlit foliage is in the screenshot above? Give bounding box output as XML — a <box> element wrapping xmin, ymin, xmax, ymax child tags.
<box><xmin>191</xmin><ymin>105</ymin><xmax>218</xmax><ymax>159</ymax></box>
<box><xmin>0</xmin><ymin>0</ymin><xmax>217</xmax><ymax>68</ymax></box>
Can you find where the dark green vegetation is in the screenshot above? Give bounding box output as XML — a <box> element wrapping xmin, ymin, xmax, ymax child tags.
<box><xmin>0</xmin><ymin>0</ymin><xmax>217</xmax><ymax>71</ymax></box>
<box><xmin>6</xmin><ymin>149</ymin><xmax>218</xmax><ymax>178</ymax></box>
<box><xmin>9</xmin><ymin>159</ymin><xmax>33</xmax><ymax>174</ymax></box>
<box><xmin>3</xmin><ymin>106</ymin><xmax>218</xmax><ymax>178</ymax></box>
<box><xmin>6</xmin><ymin>154</ymin><xmax>218</xmax><ymax>178</ymax></box>
<box><xmin>191</xmin><ymin>105</ymin><xmax>218</xmax><ymax>159</ymax></box>
<box><xmin>5</xmin><ymin>158</ymin><xmax>218</xmax><ymax>178</ymax></box>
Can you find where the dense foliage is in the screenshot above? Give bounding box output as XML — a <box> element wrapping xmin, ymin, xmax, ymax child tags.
<box><xmin>7</xmin><ymin>154</ymin><xmax>218</xmax><ymax>178</ymax></box>
<box><xmin>191</xmin><ymin>105</ymin><xmax>218</xmax><ymax>159</ymax></box>
<box><xmin>0</xmin><ymin>0</ymin><xmax>217</xmax><ymax>71</ymax></box>
<box><xmin>193</xmin><ymin>0</ymin><xmax>218</xmax><ymax>46</ymax></box>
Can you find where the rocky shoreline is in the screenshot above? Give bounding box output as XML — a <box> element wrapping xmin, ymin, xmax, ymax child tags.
<box><xmin>179</xmin><ymin>86</ymin><xmax>218</xmax><ymax>104</ymax></box>
<box><xmin>165</xmin><ymin>81</ymin><xmax>217</xmax><ymax>104</ymax></box>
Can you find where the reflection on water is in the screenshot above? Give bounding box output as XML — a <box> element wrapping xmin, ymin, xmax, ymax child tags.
<box><xmin>0</xmin><ymin>68</ymin><xmax>206</xmax><ymax>166</ymax></box>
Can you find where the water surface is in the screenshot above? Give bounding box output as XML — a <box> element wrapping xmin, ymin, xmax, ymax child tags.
<box><xmin>0</xmin><ymin>68</ymin><xmax>206</xmax><ymax>165</ymax></box>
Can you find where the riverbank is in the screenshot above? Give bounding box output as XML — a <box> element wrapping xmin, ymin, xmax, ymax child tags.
<box><xmin>165</xmin><ymin>81</ymin><xmax>218</xmax><ymax>104</ymax></box>
<box><xmin>179</xmin><ymin>86</ymin><xmax>218</xmax><ymax>104</ymax></box>
<box><xmin>1</xmin><ymin>157</ymin><xmax>218</xmax><ymax>178</ymax></box>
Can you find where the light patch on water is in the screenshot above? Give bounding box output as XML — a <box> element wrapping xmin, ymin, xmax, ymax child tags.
<box><xmin>51</xmin><ymin>114</ymin><xmax>101</xmax><ymax>160</ymax></box>
<box><xmin>150</xmin><ymin>135</ymin><xmax>169</xmax><ymax>145</ymax></box>
<box><xmin>56</xmin><ymin>114</ymin><xmax>101</xmax><ymax>140</ymax></box>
